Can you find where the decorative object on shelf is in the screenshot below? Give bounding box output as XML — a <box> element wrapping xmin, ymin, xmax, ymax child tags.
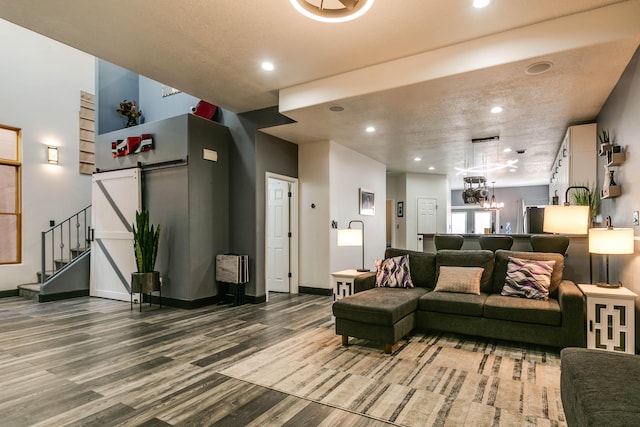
<box><xmin>337</xmin><ymin>220</ymin><xmax>369</xmax><ymax>272</ymax></box>
<box><xmin>608</xmin><ymin>169</ymin><xmax>616</xmax><ymax>186</ymax></box>
<box><xmin>359</xmin><ymin>188</ymin><xmax>375</xmax><ymax>216</ymax></box>
<box><xmin>589</xmin><ymin>216</ymin><xmax>634</xmax><ymax>288</ymax></box>
<box><xmin>462</xmin><ymin>175</ymin><xmax>488</xmax><ymax>205</ymax></box>
<box><xmin>111</xmin><ymin>133</ymin><xmax>154</xmax><ymax>158</ymax></box>
<box><xmin>397</xmin><ymin>201</ymin><xmax>404</xmax><ymax>217</ymax></box>
<box><xmin>191</xmin><ymin>100</ymin><xmax>218</xmax><ymax>120</ymax></box>
<box><xmin>116</xmin><ymin>99</ymin><xmax>142</xmax><ymax>128</ymax></box>
<box><xmin>598</xmin><ymin>129</ymin><xmax>612</xmax><ymax>155</ymax></box>
<box><xmin>600</xmin><ymin>138</ymin><xmax>624</xmax><ymax>199</ymax></box>
<box><xmin>161</xmin><ymin>84</ymin><xmax>181</xmax><ymax>98</ymax></box>
<box><xmin>131</xmin><ymin>209</ymin><xmax>161</xmax><ymax>311</ymax></box>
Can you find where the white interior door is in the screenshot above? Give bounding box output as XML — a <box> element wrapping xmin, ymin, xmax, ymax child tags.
<box><xmin>267</xmin><ymin>177</ymin><xmax>290</xmax><ymax>293</ymax></box>
<box><xmin>90</xmin><ymin>168</ymin><xmax>141</xmax><ymax>301</ymax></box>
<box><xmin>417</xmin><ymin>198</ymin><xmax>437</xmax><ymax>249</ymax></box>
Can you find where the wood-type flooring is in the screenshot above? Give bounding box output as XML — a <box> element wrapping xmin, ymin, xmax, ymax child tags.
<box><xmin>0</xmin><ymin>293</ymin><xmax>395</xmax><ymax>426</ymax></box>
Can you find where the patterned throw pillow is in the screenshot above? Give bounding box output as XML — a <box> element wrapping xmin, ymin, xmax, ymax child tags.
<box><xmin>501</xmin><ymin>256</ymin><xmax>556</xmax><ymax>300</ymax></box>
<box><xmin>375</xmin><ymin>255</ymin><xmax>414</xmax><ymax>288</ymax></box>
<box><xmin>434</xmin><ymin>266</ymin><xmax>484</xmax><ymax>295</ymax></box>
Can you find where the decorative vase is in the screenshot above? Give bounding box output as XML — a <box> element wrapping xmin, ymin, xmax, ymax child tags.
<box><xmin>126</xmin><ymin>116</ymin><xmax>138</xmax><ymax>128</ymax></box>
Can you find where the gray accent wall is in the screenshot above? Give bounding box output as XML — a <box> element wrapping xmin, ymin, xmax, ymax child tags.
<box><xmin>218</xmin><ymin>107</ymin><xmax>296</xmax><ymax>299</ymax></box>
<box><xmin>95</xmin><ymin>114</ymin><xmax>231</xmax><ymax>302</ymax></box>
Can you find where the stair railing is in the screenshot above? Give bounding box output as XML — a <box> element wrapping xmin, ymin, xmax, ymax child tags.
<box><xmin>41</xmin><ymin>205</ymin><xmax>92</xmax><ymax>284</ymax></box>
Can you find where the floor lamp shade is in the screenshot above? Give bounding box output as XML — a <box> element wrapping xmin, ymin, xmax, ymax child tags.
<box><xmin>543</xmin><ymin>205</ymin><xmax>590</xmax><ymax>235</ymax></box>
<box><xmin>337</xmin><ymin>220</ymin><xmax>369</xmax><ymax>272</ymax></box>
<box><xmin>337</xmin><ymin>228</ymin><xmax>362</xmax><ymax>247</ymax></box>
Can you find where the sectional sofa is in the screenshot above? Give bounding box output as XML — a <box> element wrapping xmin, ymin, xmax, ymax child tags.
<box><xmin>332</xmin><ymin>247</ymin><xmax>586</xmax><ymax>353</ymax></box>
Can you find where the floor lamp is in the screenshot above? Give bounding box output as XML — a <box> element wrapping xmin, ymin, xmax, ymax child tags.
<box><xmin>543</xmin><ymin>186</ymin><xmax>591</xmax><ymax>281</ymax></box>
<box><xmin>337</xmin><ymin>220</ymin><xmax>369</xmax><ymax>272</ymax></box>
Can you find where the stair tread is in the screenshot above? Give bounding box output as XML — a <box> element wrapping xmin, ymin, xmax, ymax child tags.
<box><xmin>18</xmin><ymin>283</ymin><xmax>41</xmax><ymax>292</ymax></box>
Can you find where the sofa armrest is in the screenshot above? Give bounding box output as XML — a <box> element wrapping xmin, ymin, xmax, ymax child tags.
<box><xmin>354</xmin><ymin>272</ymin><xmax>376</xmax><ymax>293</ymax></box>
<box><xmin>558</xmin><ymin>279</ymin><xmax>586</xmax><ymax>347</ymax></box>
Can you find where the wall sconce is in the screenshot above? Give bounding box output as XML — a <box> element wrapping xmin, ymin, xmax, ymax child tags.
<box><xmin>47</xmin><ymin>146</ymin><xmax>59</xmax><ymax>164</ymax></box>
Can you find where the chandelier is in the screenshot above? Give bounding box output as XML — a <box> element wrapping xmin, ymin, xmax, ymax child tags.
<box><xmin>485</xmin><ymin>181</ymin><xmax>504</xmax><ymax>210</ymax></box>
<box><xmin>289</xmin><ymin>0</ymin><xmax>375</xmax><ymax>23</ymax></box>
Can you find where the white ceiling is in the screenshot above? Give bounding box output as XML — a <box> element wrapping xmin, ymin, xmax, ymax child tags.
<box><xmin>1</xmin><ymin>0</ymin><xmax>639</xmax><ymax>188</ymax></box>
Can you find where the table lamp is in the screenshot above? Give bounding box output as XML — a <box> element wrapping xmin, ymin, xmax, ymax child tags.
<box><xmin>337</xmin><ymin>220</ymin><xmax>369</xmax><ymax>272</ymax></box>
<box><xmin>589</xmin><ymin>222</ymin><xmax>634</xmax><ymax>288</ymax></box>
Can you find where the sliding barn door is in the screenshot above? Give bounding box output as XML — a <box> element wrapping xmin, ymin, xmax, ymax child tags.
<box><xmin>90</xmin><ymin>169</ymin><xmax>141</xmax><ymax>301</ymax></box>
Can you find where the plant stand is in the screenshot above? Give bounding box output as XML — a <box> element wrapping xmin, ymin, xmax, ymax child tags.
<box><xmin>131</xmin><ymin>272</ymin><xmax>162</xmax><ymax>312</ymax></box>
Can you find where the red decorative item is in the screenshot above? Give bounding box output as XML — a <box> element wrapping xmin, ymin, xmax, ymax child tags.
<box><xmin>193</xmin><ymin>100</ymin><xmax>217</xmax><ymax>120</ymax></box>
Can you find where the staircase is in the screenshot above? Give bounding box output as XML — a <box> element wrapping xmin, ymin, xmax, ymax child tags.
<box><xmin>19</xmin><ymin>206</ymin><xmax>92</xmax><ymax>302</ymax></box>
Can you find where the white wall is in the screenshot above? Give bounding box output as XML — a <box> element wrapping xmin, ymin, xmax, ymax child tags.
<box><xmin>596</xmin><ymin>45</ymin><xmax>640</xmax><ymax>294</ymax></box>
<box><xmin>330</xmin><ymin>142</ymin><xmax>386</xmax><ymax>274</ymax></box>
<box><xmin>299</xmin><ymin>141</ymin><xmax>331</xmax><ymax>288</ymax></box>
<box><xmin>0</xmin><ymin>19</ymin><xmax>95</xmax><ymax>290</ymax></box>
<box><xmin>299</xmin><ymin>140</ymin><xmax>386</xmax><ymax>289</ymax></box>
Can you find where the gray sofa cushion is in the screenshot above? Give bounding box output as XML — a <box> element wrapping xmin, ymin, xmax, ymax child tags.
<box><xmin>332</xmin><ymin>287</ymin><xmax>429</xmax><ymax>326</ymax></box>
<box><xmin>561</xmin><ymin>348</ymin><xmax>640</xmax><ymax>426</ymax></box>
<box><xmin>483</xmin><ymin>294</ymin><xmax>561</xmax><ymax>326</ymax></box>
<box><xmin>385</xmin><ymin>248</ymin><xmax>436</xmax><ymax>289</ymax></box>
<box><xmin>493</xmin><ymin>250</ymin><xmax>564</xmax><ymax>297</ymax></box>
<box><xmin>419</xmin><ymin>292</ymin><xmax>488</xmax><ymax>317</ymax></box>
<box><xmin>436</xmin><ymin>250</ymin><xmax>495</xmax><ymax>293</ymax></box>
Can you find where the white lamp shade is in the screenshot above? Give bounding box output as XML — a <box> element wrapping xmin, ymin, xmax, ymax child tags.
<box><xmin>337</xmin><ymin>228</ymin><xmax>362</xmax><ymax>247</ymax></box>
<box><xmin>543</xmin><ymin>205</ymin><xmax>589</xmax><ymax>235</ymax></box>
<box><xmin>589</xmin><ymin>228</ymin><xmax>634</xmax><ymax>254</ymax></box>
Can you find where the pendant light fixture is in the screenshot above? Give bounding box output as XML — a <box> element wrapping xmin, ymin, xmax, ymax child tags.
<box><xmin>487</xmin><ymin>181</ymin><xmax>504</xmax><ymax>210</ymax></box>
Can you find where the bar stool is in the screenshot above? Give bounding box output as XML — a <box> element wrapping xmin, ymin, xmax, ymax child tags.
<box><xmin>479</xmin><ymin>235</ymin><xmax>514</xmax><ymax>252</ymax></box>
<box><xmin>434</xmin><ymin>234</ymin><xmax>464</xmax><ymax>250</ymax></box>
<box><xmin>530</xmin><ymin>234</ymin><xmax>570</xmax><ymax>255</ymax></box>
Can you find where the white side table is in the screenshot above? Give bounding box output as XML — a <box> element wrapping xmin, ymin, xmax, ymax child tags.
<box><xmin>331</xmin><ymin>269</ymin><xmax>363</xmax><ymax>301</ymax></box>
<box><xmin>578</xmin><ymin>284</ymin><xmax>637</xmax><ymax>354</ymax></box>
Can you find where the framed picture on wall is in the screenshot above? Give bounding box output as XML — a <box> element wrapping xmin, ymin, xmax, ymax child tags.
<box><xmin>359</xmin><ymin>188</ymin><xmax>375</xmax><ymax>216</ymax></box>
<box><xmin>397</xmin><ymin>201</ymin><xmax>404</xmax><ymax>217</ymax></box>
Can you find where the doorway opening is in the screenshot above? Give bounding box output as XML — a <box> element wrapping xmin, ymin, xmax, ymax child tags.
<box><xmin>265</xmin><ymin>173</ymin><xmax>299</xmax><ymax>301</ymax></box>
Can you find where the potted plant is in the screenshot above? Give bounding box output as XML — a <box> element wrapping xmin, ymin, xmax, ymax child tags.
<box><xmin>131</xmin><ymin>210</ymin><xmax>160</xmax><ymax>294</ymax></box>
<box><xmin>117</xmin><ymin>99</ymin><xmax>143</xmax><ymax>128</ymax></box>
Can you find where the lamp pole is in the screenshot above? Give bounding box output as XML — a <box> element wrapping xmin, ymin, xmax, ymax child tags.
<box><xmin>348</xmin><ymin>220</ymin><xmax>368</xmax><ymax>272</ymax></box>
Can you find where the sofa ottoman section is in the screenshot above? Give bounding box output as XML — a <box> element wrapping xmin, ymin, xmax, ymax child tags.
<box><xmin>333</xmin><ymin>287</ymin><xmax>429</xmax><ymax>353</ymax></box>
<box><xmin>561</xmin><ymin>348</ymin><xmax>640</xmax><ymax>426</ymax></box>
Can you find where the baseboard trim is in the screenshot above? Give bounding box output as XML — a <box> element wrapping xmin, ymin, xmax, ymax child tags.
<box><xmin>0</xmin><ymin>289</ymin><xmax>19</xmax><ymax>298</ymax></box>
<box><xmin>140</xmin><ymin>294</ymin><xmax>219</xmax><ymax>309</ymax></box>
<box><xmin>246</xmin><ymin>294</ymin><xmax>266</xmax><ymax>304</ymax></box>
<box><xmin>39</xmin><ymin>289</ymin><xmax>89</xmax><ymax>302</ymax></box>
<box><xmin>299</xmin><ymin>286</ymin><xmax>332</xmax><ymax>296</ymax></box>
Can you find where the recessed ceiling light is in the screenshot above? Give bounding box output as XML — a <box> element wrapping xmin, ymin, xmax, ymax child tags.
<box><xmin>414</xmin><ymin>157</ymin><xmax>422</xmax><ymax>161</ymax></box>
<box><xmin>290</xmin><ymin>0</ymin><xmax>375</xmax><ymax>23</ymax></box>
<box><xmin>365</xmin><ymin>126</ymin><xmax>375</xmax><ymax>133</ymax></box>
<box><xmin>526</xmin><ymin>61</ymin><xmax>553</xmax><ymax>75</ymax></box>
<box><xmin>428</xmin><ymin>166</ymin><xmax>435</xmax><ymax>171</ymax></box>
<box><xmin>491</xmin><ymin>106</ymin><xmax>503</xmax><ymax>114</ymax></box>
<box><xmin>329</xmin><ymin>105</ymin><xmax>344</xmax><ymax>112</ymax></box>
<box><xmin>503</xmin><ymin>147</ymin><xmax>512</xmax><ymax>153</ymax></box>
<box><xmin>473</xmin><ymin>0</ymin><xmax>490</xmax><ymax>8</ymax></box>
<box><xmin>261</xmin><ymin>62</ymin><xmax>275</xmax><ymax>71</ymax></box>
